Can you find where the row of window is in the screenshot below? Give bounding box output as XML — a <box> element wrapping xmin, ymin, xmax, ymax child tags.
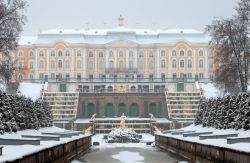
<box><xmin>172</xmin><ymin>59</ymin><xmax>204</xmax><ymax>68</ymax></box>
<box><xmin>18</xmin><ymin>49</ymin><xmax>205</xmax><ymax>58</ymax></box>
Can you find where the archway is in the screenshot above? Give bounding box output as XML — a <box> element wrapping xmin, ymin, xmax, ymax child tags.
<box><xmin>86</xmin><ymin>103</ymin><xmax>95</xmax><ymax>118</ymax></box>
<box><xmin>130</xmin><ymin>103</ymin><xmax>139</xmax><ymax>117</ymax></box>
<box><xmin>106</xmin><ymin>103</ymin><xmax>114</xmax><ymax>117</ymax></box>
<box><xmin>130</xmin><ymin>85</ymin><xmax>136</xmax><ymax>92</ymax></box>
<box><xmin>149</xmin><ymin>103</ymin><xmax>157</xmax><ymax>117</ymax></box>
<box><xmin>118</xmin><ymin>103</ymin><xmax>126</xmax><ymax>117</ymax></box>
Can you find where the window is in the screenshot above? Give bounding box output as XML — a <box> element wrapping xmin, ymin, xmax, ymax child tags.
<box><xmin>29</xmin><ymin>51</ymin><xmax>34</xmax><ymax>57</ymax></box>
<box><xmin>199</xmin><ymin>59</ymin><xmax>204</xmax><ymax>68</ymax></box>
<box><xmin>30</xmin><ymin>74</ymin><xmax>34</xmax><ymax>79</ymax></box>
<box><xmin>199</xmin><ymin>73</ymin><xmax>204</xmax><ymax>79</ymax></box>
<box><xmin>39</xmin><ymin>73</ymin><xmax>44</xmax><ymax>79</ymax></box>
<box><xmin>77</xmin><ymin>60</ymin><xmax>81</xmax><ymax>69</ymax></box>
<box><xmin>39</xmin><ymin>60</ymin><xmax>44</xmax><ymax>69</ymax></box>
<box><xmin>199</xmin><ymin>49</ymin><xmax>204</xmax><ymax>56</ymax></box>
<box><xmin>188</xmin><ymin>73</ymin><xmax>192</xmax><ymax>79</ymax></box>
<box><xmin>172</xmin><ymin>73</ymin><xmax>177</xmax><ymax>79</ymax></box>
<box><xmin>109</xmin><ymin>61</ymin><xmax>114</xmax><ymax>68</ymax></box>
<box><xmin>187</xmin><ymin>50</ymin><xmax>192</xmax><ymax>57</ymax></box>
<box><xmin>66</xmin><ymin>49</ymin><xmax>70</xmax><ymax>56</ymax></box>
<box><xmin>99</xmin><ymin>60</ymin><xmax>104</xmax><ymax>69</ymax></box>
<box><xmin>77</xmin><ymin>50</ymin><xmax>81</xmax><ymax>57</ymax></box>
<box><xmin>50</xmin><ymin>50</ymin><xmax>55</xmax><ymax>56</ymax></box>
<box><xmin>149</xmin><ymin>60</ymin><xmax>154</xmax><ymax>69</ymax></box>
<box><xmin>109</xmin><ymin>51</ymin><xmax>114</xmax><ymax>58</ymax></box>
<box><xmin>138</xmin><ymin>60</ymin><xmax>144</xmax><ymax>69</ymax></box>
<box><xmin>88</xmin><ymin>51</ymin><xmax>93</xmax><ymax>57</ymax></box>
<box><xmin>58</xmin><ymin>60</ymin><xmax>62</xmax><ymax>68</ymax></box>
<box><xmin>77</xmin><ymin>73</ymin><xmax>81</xmax><ymax>80</ymax></box>
<box><xmin>119</xmin><ymin>50</ymin><xmax>123</xmax><ymax>58</ymax></box>
<box><xmin>188</xmin><ymin>59</ymin><xmax>192</xmax><ymax>68</ymax></box>
<box><xmin>129</xmin><ymin>51</ymin><xmax>133</xmax><ymax>57</ymax></box>
<box><xmin>18</xmin><ymin>51</ymin><xmax>23</xmax><ymax>57</ymax></box>
<box><xmin>99</xmin><ymin>51</ymin><xmax>104</xmax><ymax>57</ymax></box>
<box><xmin>161</xmin><ymin>50</ymin><xmax>165</xmax><ymax>57</ymax></box>
<box><xmin>172</xmin><ymin>50</ymin><xmax>176</xmax><ymax>56</ymax></box>
<box><xmin>88</xmin><ymin>61</ymin><xmax>94</xmax><ymax>69</ymax></box>
<box><xmin>50</xmin><ymin>61</ymin><xmax>55</xmax><ymax>69</ymax></box>
<box><xmin>180</xmin><ymin>73</ymin><xmax>185</xmax><ymax>78</ymax></box>
<box><xmin>58</xmin><ymin>50</ymin><xmax>62</xmax><ymax>57</ymax></box>
<box><xmin>180</xmin><ymin>50</ymin><xmax>184</xmax><ymax>56</ymax></box>
<box><xmin>129</xmin><ymin>61</ymin><xmax>133</xmax><ymax>69</ymax></box>
<box><xmin>161</xmin><ymin>60</ymin><xmax>166</xmax><ymax>68</ymax></box>
<box><xmin>65</xmin><ymin>60</ymin><xmax>70</xmax><ymax>69</ymax></box>
<box><xmin>172</xmin><ymin>60</ymin><xmax>177</xmax><ymax>68</ymax></box>
<box><xmin>29</xmin><ymin>61</ymin><xmax>34</xmax><ymax>69</ymax></box>
<box><xmin>66</xmin><ymin>73</ymin><xmax>70</xmax><ymax>79</ymax></box>
<box><xmin>119</xmin><ymin>60</ymin><xmax>123</xmax><ymax>68</ymax></box>
<box><xmin>51</xmin><ymin>73</ymin><xmax>55</xmax><ymax>79</ymax></box>
<box><xmin>139</xmin><ymin>51</ymin><xmax>143</xmax><ymax>58</ymax></box>
<box><xmin>180</xmin><ymin>60</ymin><xmax>184</xmax><ymax>68</ymax></box>
<box><xmin>149</xmin><ymin>51</ymin><xmax>154</xmax><ymax>57</ymax></box>
<box><xmin>39</xmin><ymin>50</ymin><xmax>44</xmax><ymax>57</ymax></box>
<box><xmin>19</xmin><ymin>61</ymin><xmax>24</xmax><ymax>68</ymax></box>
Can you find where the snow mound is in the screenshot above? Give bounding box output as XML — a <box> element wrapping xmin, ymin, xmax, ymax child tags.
<box><xmin>108</xmin><ymin>128</ymin><xmax>141</xmax><ymax>143</ymax></box>
<box><xmin>112</xmin><ymin>151</ymin><xmax>144</xmax><ymax>162</ymax></box>
<box><xmin>19</xmin><ymin>82</ymin><xmax>43</xmax><ymax>100</ymax></box>
<box><xmin>202</xmin><ymin>83</ymin><xmax>221</xmax><ymax>98</ymax></box>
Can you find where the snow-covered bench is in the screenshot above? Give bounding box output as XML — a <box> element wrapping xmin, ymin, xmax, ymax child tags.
<box><xmin>171</xmin><ymin>131</ymin><xmax>195</xmax><ymax>135</ymax></box>
<box><xmin>41</xmin><ymin>132</ymin><xmax>73</xmax><ymax>138</ymax></box>
<box><xmin>227</xmin><ymin>137</ymin><xmax>250</xmax><ymax>144</ymax></box>
<box><xmin>0</xmin><ymin>138</ymin><xmax>40</xmax><ymax>145</ymax></box>
<box><xmin>163</xmin><ymin>129</ymin><xmax>184</xmax><ymax>134</ymax></box>
<box><xmin>199</xmin><ymin>133</ymin><xmax>238</xmax><ymax>140</ymax></box>
<box><xmin>21</xmin><ymin>135</ymin><xmax>60</xmax><ymax>141</ymax></box>
<box><xmin>183</xmin><ymin>132</ymin><xmax>213</xmax><ymax>137</ymax></box>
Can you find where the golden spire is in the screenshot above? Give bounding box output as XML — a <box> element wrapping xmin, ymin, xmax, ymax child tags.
<box><xmin>118</xmin><ymin>14</ymin><xmax>124</xmax><ymax>27</ymax></box>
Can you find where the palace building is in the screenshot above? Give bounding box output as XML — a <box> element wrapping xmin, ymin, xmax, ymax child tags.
<box><xmin>12</xmin><ymin>15</ymin><xmax>214</xmax><ymax>128</ymax></box>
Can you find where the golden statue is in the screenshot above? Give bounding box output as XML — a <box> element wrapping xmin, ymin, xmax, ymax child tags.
<box><xmin>119</xmin><ymin>113</ymin><xmax>127</xmax><ymax>129</ymax></box>
<box><xmin>149</xmin><ymin>113</ymin><xmax>155</xmax><ymax>121</ymax></box>
<box><xmin>153</xmin><ymin>125</ymin><xmax>162</xmax><ymax>135</ymax></box>
<box><xmin>85</xmin><ymin>126</ymin><xmax>92</xmax><ymax>136</ymax></box>
<box><xmin>90</xmin><ymin>113</ymin><xmax>96</xmax><ymax>122</ymax></box>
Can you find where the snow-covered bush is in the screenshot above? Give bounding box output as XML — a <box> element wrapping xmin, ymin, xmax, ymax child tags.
<box><xmin>0</xmin><ymin>90</ymin><xmax>53</xmax><ymax>134</ymax></box>
<box><xmin>194</xmin><ymin>92</ymin><xmax>250</xmax><ymax>130</ymax></box>
<box><xmin>107</xmin><ymin>128</ymin><xmax>141</xmax><ymax>143</ymax></box>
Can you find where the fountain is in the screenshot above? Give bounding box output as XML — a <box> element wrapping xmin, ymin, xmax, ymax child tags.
<box><xmin>107</xmin><ymin>113</ymin><xmax>141</xmax><ymax>143</ymax></box>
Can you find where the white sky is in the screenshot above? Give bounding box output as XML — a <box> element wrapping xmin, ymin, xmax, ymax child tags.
<box><xmin>23</xmin><ymin>0</ymin><xmax>238</xmax><ymax>35</ymax></box>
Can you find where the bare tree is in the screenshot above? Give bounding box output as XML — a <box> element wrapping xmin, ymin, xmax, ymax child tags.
<box><xmin>0</xmin><ymin>0</ymin><xmax>26</xmax><ymax>85</ymax></box>
<box><xmin>206</xmin><ymin>0</ymin><xmax>250</xmax><ymax>93</ymax></box>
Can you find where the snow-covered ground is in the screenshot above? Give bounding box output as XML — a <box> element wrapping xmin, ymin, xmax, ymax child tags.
<box><xmin>160</xmin><ymin>124</ymin><xmax>250</xmax><ymax>153</ymax></box>
<box><xmin>202</xmin><ymin>83</ymin><xmax>221</xmax><ymax>98</ymax></box>
<box><xmin>18</xmin><ymin>82</ymin><xmax>43</xmax><ymax>100</ymax></box>
<box><xmin>0</xmin><ymin>126</ymin><xmax>87</xmax><ymax>162</ymax></box>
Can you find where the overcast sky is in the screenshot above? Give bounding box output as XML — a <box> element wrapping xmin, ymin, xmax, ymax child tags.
<box><xmin>23</xmin><ymin>0</ymin><xmax>238</xmax><ymax>35</ymax></box>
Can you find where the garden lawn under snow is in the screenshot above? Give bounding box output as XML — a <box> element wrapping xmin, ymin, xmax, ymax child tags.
<box><xmin>0</xmin><ymin>126</ymin><xmax>86</xmax><ymax>162</ymax></box>
<box><xmin>160</xmin><ymin>124</ymin><xmax>250</xmax><ymax>153</ymax></box>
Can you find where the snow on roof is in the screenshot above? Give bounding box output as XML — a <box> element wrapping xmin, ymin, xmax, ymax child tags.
<box><xmin>202</xmin><ymin>83</ymin><xmax>221</xmax><ymax>98</ymax></box>
<box><xmin>18</xmin><ymin>36</ymin><xmax>37</xmax><ymax>46</ymax></box>
<box><xmin>18</xmin><ymin>82</ymin><xmax>43</xmax><ymax>100</ymax></box>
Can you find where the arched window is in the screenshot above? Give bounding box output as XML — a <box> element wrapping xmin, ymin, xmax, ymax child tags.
<box><xmin>29</xmin><ymin>51</ymin><xmax>34</xmax><ymax>57</ymax></box>
<box><xmin>77</xmin><ymin>50</ymin><xmax>81</xmax><ymax>56</ymax></box>
<box><xmin>58</xmin><ymin>50</ymin><xmax>62</xmax><ymax>57</ymax></box>
<box><xmin>149</xmin><ymin>60</ymin><xmax>154</xmax><ymax>69</ymax></box>
<box><xmin>65</xmin><ymin>60</ymin><xmax>70</xmax><ymax>69</ymax></box>
<box><xmin>39</xmin><ymin>50</ymin><xmax>44</xmax><ymax>57</ymax></box>
<box><xmin>139</xmin><ymin>51</ymin><xmax>143</xmax><ymax>58</ymax></box>
<box><xmin>109</xmin><ymin>60</ymin><xmax>114</xmax><ymax>68</ymax></box>
<box><xmin>199</xmin><ymin>59</ymin><xmax>204</xmax><ymax>68</ymax></box>
<box><xmin>99</xmin><ymin>60</ymin><xmax>104</xmax><ymax>69</ymax></box>
<box><xmin>119</xmin><ymin>60</ymin><xmax>123</xmax><ymax>68</ymax></box>
<box><xmin>149</xmin><ymin>51</ymin><xmax>154</xmax><ymax>57</ymax></box>
<box><xmin>172</xmin><ymin>59</ymin><xmax>177</xmax><ymax>68</ymax></box>
<box><xmin>161</xmin><ymin>50</ymin><xmax>165</xmax><ymax>57</ymax></box>
<box><xmin>180</xmin><ymin>60</ymin><xmax>184</xmax><ymax>68</ymax></box>
<box><xmin>180</xmin><ymin>50</ymin><xmax>185</xmax><ymax>56</ymax></box>
<box><xmin>50</xmin><ymin>60</ymin><xmax>55</xmax><ymax>69</ymax></box>
<box><xmin>99</xmin><ymin>51</ymin><xmax>104</xmax><ymax>58</ymax></box>
<box><xmin>129</xmin><ymin>61</ymin><xmax>133</xmax><ymax>69</ymax></box>
<box><xmin>58</xmin><ymin>60</ymin><xmax>62</xmax><ymax>68</ymax></box>
<box><xmin>39</xmin><ymin>60</ymin><xmax>44</xmax><ymax>69</ymax></box>
<box><xmin>88</xmin><ymin>61</ymin><xmax>94</xmax><ymax>69</ymax></box>
<box><xmin>199</xmin><ymin>49</ymin><xmax>204</xmax><ymax>56</ymax></box>
<box><xmin>18</xmin><ymin>51</ymin><xmax>23</xmax><ymax>57</ymax></box>
<box><xmin>109</xmin><ymin>51</ymin><xmax>114</xmax><ymax>58</ymax></box>
<box><xmin>172</xmin><ymin>50</ymin><xmax>176</xmax><ymax>56</ymax></box>
<box><xmin>188</xmin><ymin>59</ymin><xmax>192</xmax><ymax>68</ymax></box>
<box><xmin>88</xmin><ymin>51</ymin><xmax>93</xmax><ymax>57</ymax></box>
<box><xmin>119</xmin><ymin>50</ymin><xmax>123</xmax><ymax>58</ymax></box>
<box><xmin>66</xmin><ymin>49</ymin><xmax>70</xmax><ymax>56</ymax></box>
<box><xmin>29</xmin><ymin>61</ymin><xmax>34</xmax><ymax>69</ymax></box>
<box><xmin>77</xmin><ymin>60</ymin><xmax>81</xmax><ymax>69</ymax></box>
<box><xmin>187</xmin><ymin>50</ymin><xmax>192</xmax><ymax>56</ymax></box>
<box><xmin>50</xmin><ymin>50</ymin><xmax>55</xmax><ymax>56</ymax></box>
<box><xmin>161</xmin><ymin>60</ymin><xmax>166</xmax><ymax>68</ymax></box>
<box><xmin>138</xmin><ymin>60</ymin><xmax>144</xmax><ymax>69</ymax></box>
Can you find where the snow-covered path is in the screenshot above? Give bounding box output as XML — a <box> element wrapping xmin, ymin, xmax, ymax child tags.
<box><xmin>72</xmin><ymin>134</ymin><xmax>187</xmax><ymax>163</ymax></box>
